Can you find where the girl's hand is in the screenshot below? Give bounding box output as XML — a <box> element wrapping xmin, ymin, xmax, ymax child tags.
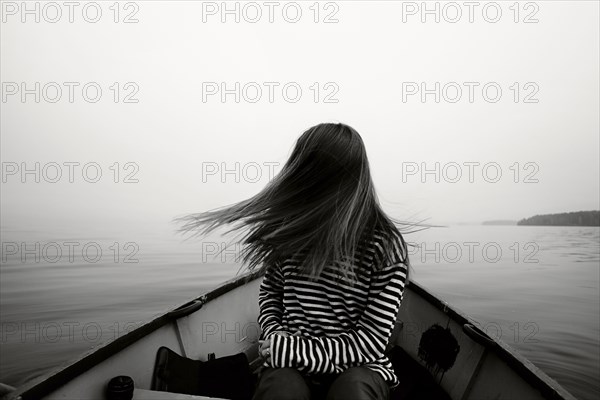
<box><xmin>258</xmin><ymin>338</ymin><xmax>271</xmax><ymax>362</ymax></box>
<box><xmin>259</xmin><ymin>331</ymin><xmax>299</xmax><ymax>365</ymax></box>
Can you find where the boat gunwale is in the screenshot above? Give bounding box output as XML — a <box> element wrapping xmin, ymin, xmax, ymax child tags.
<box><xmin>3</xmin><ymin>272</ymin><xmax>576</xmax><ymax>400</ymax></box>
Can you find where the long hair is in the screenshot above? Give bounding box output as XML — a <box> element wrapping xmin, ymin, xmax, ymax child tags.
<box><xmin>176</xmin><ymin>123</ymin><xmax>415</xmax><ymax>282</ymax></box>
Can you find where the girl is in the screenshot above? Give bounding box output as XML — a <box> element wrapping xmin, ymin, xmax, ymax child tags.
<box><xmin>178</xmin><ymin>123</ymin><xmax>410</xmax><ymax>400</ymax></box>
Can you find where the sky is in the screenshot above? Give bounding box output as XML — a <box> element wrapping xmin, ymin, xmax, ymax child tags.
<box><xmin>1</xmin><ymin>0</ymin><xmax>599</xmax><ymax>231</ymax></box>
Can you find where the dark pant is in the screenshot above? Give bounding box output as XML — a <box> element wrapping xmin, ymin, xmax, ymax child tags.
<box><xmin>252</xmin><ymin>366</ymin><xmax>390</xmax><ymax>400</ymax></box>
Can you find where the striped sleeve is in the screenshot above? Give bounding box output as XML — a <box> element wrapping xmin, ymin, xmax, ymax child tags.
<box><xmin>257</xmin><ymin>262</ymin><xmax>290</xmax><ymax>340</ymax></box>
<box><xmin>269</xmin><ymin>261</ymin><xmax>407</xmax><ymax>374</ymax></box>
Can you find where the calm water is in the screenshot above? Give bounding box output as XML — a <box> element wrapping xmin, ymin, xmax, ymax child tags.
<box><xmin>0</xmin><ymin>223</ymin><xmax>598</xmax><ymax>399</ymax></box>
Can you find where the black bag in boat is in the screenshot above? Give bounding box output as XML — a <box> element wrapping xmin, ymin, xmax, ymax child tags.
<box><xmin>151</xmin><ymin>346</ymin><xmax>255</xmax><ymax>400</ymax></box>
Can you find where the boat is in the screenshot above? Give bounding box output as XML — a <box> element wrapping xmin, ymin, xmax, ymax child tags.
<box><xmin>0</xmin><ymin>271</ymin><xmax>578</xmax><ymax>400</ymax></box>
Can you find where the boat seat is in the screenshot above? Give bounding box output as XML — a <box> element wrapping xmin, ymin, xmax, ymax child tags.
<box><xmin>144</xmin><ymin>345</ymin><xmax>450</xmax><ymax>399</ymax></box>
<box><xmin>133</xmin><ymin>388</ymin><xmax>227</xmax><ymax>399</ymax></box>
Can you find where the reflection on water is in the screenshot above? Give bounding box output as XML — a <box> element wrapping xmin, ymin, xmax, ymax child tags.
<box><xmin>0</xmin><ymin>223</ymin><xmax>598</xmax><ymax>399</ymax></box>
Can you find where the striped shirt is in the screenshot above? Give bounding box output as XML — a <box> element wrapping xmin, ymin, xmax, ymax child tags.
<box><xmin>257</xmin><ymin>231</ymin><xmax>408</xmax><ymax>388</ymax></box>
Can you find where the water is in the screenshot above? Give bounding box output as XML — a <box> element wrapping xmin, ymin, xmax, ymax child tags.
<box><xmin>0</xmin><ymin>223</ymin><xmax>598</xmax><ymax>399</ymax></box>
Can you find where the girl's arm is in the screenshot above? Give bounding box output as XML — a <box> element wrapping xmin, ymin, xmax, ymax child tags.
<box><xmin>268</xmin><ymin>261</ymin><xmax>407</xmax><ymax>374</ymax></box>
<box><xmin>257</xmin><ymin>262</ymin><xmax>290</xmax><ymax>340</ymax></box>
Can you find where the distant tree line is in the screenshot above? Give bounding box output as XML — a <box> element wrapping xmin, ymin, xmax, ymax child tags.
<box><xmin>517</xmin><ymin>211</ymin><xmax>600</xmax><ymax>226</ymax></box>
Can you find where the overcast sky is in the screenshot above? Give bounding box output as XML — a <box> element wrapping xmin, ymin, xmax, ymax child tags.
<box><xmin>1</xmin><ymin>0</ymin><xmax>599</xmax><ymax>231</ymax></box>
